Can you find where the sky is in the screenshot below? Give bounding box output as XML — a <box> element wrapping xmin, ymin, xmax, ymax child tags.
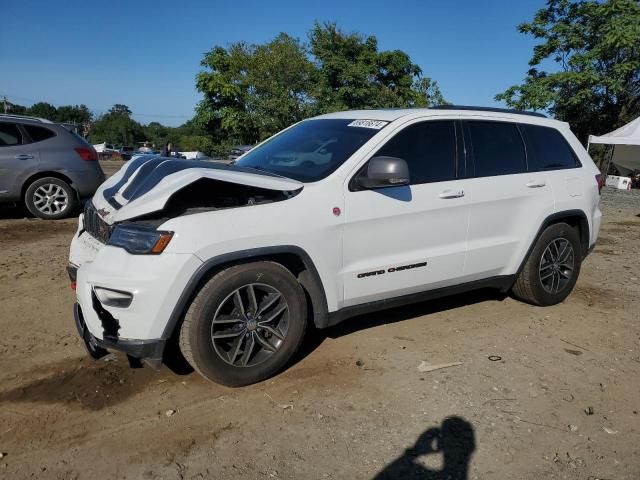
<box><xmin>1</xmin><ymin>0</ymin><xmax>547</xmax><ymax>127</ymax></box>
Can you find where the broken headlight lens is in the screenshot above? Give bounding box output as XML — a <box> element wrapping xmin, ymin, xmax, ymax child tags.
<box><xmin>108</xmin><ymin>224</ymin><xmax>173</xmax><ymax>254</ymax></box>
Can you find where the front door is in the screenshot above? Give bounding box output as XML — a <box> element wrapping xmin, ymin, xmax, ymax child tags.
<box><xmin>341</xmin><ymin>119</ymin><xmax>471</xmax><ymax>307</ymax></box>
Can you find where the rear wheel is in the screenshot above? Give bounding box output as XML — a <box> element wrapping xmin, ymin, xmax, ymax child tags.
<box><xmin>179</xmin><ymin>261</ymin><xmax>307</xmax><ymax>387</ymax></box>
<box><xmin>24</xmin><ymin>177</ymin><xmax>77</xmax><ymax>219</ymax></box>
<box><xmin>512</xmin><ymin>222</ymin><xmax>582</xmax><ymax>306</ymax></box>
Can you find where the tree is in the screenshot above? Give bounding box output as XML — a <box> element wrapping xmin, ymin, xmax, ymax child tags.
<box><xmin>195</xmin><ymin>33</ymin><xmax>316</xmax><ymax>145</ymax></box>
<box><xmin>4</xmin><ymin>101</ymin><xmax>26</xmax><ymax>115</ymax></box>
<box><xmin>309</xmin><ymin>22</ymin><xmax>445</xmax><ymax>112</ymax></box>
<box><xmin>55</xmin><ymin>104</ymin><xmax>92</xmax><ymax>124</ymax></box>
<box><xmin>195</xmin><ymin>24</ymin><xmax>446</xmax><ymax>147</ymax></box>
<box><xmin>178</xmin><ymin>135</ymin><xmax>215</xmax><ymax>154</ymax></box>
<box><xmin>25</xmin><ymin>102</ymin><xmax>58</xmax><ymax>120</ymax></box>
<box><xmin>142</xmin><ymin>121</ymin><xmax>175</xmax><ymax>149</ymax></box>
<box><xmin>90</xmin><ymin>104</ymin><xmax>144</xmax><ymax>146</ymax></box>
<box><xmin>496</xmin><ymin>0</ymin><xmax>640</xmax><ymax>143</ymax></box>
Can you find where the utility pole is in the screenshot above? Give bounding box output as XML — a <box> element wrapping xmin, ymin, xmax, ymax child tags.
<box><xmin>2</xmin><ymin>96</ymin><xmax>7</xmax><ymax>114</ymax></box>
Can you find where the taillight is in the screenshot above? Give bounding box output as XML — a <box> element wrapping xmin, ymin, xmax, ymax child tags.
<box><xmin>595</xmin><ymin>174</ymin><xmax>606</xmax><ymax>194</ymax></box>
<box><xmin>74</xmin><ymin>147</ymin><xmax>97</xmax><ymax>161</ymax></box>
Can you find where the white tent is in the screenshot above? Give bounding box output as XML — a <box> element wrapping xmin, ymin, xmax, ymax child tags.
<box><xmin>588</xmin><ymin>117</ymin><xmax>640</xmax><ymax>175</ymax></box>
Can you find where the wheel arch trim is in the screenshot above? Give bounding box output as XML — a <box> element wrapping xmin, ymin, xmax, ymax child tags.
<box><xmin>161</xmin><ymin>245</ymin><xmax>329</xmax><ymax>339</ymax></box>
<box><xmin>517</xmin><ymin>209</ymin><xmax>590</xmax><ymax>275</ymax></box>
<box><xmin>22</xmin><ymin>171</ymin><xmax>79</xmax><ymax>200</ymax></box>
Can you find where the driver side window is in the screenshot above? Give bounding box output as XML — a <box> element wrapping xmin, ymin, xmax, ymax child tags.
<box><xmin>375</xmin><ymin>121</ymin><xmax>458</xmax><ymax>185</ymax></box>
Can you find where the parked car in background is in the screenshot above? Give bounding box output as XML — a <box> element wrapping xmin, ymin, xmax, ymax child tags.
<box><xmin>119</xmin><ymin>146</ymin><xmax>135</xmax><ymax>161</ymax></box>
<box><xmin>0</xmin><ymin>115</ymin><xmax>105</xmax><ymax>219</ymax></box>
<box><xmin>93</xmin><ymin>142</ymin><xmax>118</xmax><ymax>160</ymax></box>
<box><xmin>69</xmin><ymin>106</ymin><xmax>601</xmax><ymax>386</ymax></box>
<box><xmin>93</xmin><ymin>142</ymin><xmax>116</xmax><ymax>153</ymax></box>
<box><xmin>229</xmin><ymin>145</ymin><xmax>253</xmax><ymax>161</ymax></box>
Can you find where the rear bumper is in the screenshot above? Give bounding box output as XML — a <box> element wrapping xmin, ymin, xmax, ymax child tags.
<box><xmin>66</xmin><ymin>167</ymin><xmax>105</xmax><ymax>197</ymax></box>
<box><xmin>73</xmin><ymin>302</ymin><xmax>165</xmax><ymax>367</ymax></box>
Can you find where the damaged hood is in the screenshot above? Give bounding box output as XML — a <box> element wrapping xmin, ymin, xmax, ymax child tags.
<box><xmin>92</xmin><ymin>156</ymin><xmax>303</xmax><ymax>223</ymax></box>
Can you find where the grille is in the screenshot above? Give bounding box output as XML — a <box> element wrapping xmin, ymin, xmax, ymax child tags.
<box><xmin>83</xmin><ymin>202</ymin><xmax>113</xmax><ymax>244</ymax></box>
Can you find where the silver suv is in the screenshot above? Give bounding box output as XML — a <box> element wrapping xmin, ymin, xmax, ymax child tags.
<box><xmin>0</xmin><ymin>115</ymin><xmax>105</xmax><ymax>219</ymax></box>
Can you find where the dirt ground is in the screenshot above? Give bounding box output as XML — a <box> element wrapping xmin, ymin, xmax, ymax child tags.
<box><xmin>1</xmin><ymin>167</ymin><xmax>639</xmax><ymax>479</ymax></box>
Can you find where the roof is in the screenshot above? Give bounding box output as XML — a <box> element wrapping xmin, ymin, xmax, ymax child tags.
<box><xmin>0</xmin><ymin>114</ymin><xmax>54</xmax><ymax>124</ymax></box>
<box><xmin>589</xmin><ymin>116</ymin><xmax>640</xmax><ymax>146</ymax></box>
<box><xmin>313</xmin><ymin>106</ymin><xmax>559</xmax><ymax>125</ymax></box>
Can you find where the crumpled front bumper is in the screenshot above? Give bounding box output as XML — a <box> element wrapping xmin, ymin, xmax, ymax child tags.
<box><xmin>73</xmin><ymin>301</ymin><xmax>166</xmax><ymax>368</ymax></box>
<box><xmin>68</xmin><ymin>221</ymin><xmax>203</xmax><ymax>368</ymax></box>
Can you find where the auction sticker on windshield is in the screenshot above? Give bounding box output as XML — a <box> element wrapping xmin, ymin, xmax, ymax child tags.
<box><xmin>347</xmin><ymin>119</ymin><xmax>389</xmax><ymax>129</ymax></box>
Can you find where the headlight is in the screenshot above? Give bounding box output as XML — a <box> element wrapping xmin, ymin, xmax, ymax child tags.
<box><xmin>108</xmin><ymin>224</ymin><xmax>173</xmax><ymax>254</ymax></box>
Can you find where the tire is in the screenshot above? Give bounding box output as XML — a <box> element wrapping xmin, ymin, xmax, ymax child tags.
<box><xmin>512</xmin><ymin>222</ymin><xmax>582</xmax><ymax>306</ymax></box>
<box><xmin>24</xmin><ymin>177</ymin><xmax>78</xmax><ymax>220</ymax></box>
<box><xmin>179</xmin><ymin>261</ymin><xmax>307</xmax><ymax>387</ymax></box>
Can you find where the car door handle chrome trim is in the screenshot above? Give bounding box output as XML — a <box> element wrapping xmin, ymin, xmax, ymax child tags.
<box><xmin>15</xmin><ymin>154</ymin><xmax>34</xmax><ymax>160</ymax></box>
<box><xmin>526</xmin><ymin>181</ymin><xmax>546</xmax><ymax>188</ymax></box>
<box><xmin>439</xmin><ymin>190</ymin><xmax>465</xmax><ymax>199</ymax></box>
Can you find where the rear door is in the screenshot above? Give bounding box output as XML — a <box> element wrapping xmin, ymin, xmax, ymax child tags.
<box><xmin>0</xmin><ymin>122</ymin><xmax>39</xmax><ymax>200</ymax></box>
<box><xmin>462</xmin><ymin>119</ymin><xmax>554</xmax><ymax>279</ymax></box>
<box><xmin>341</xmin><ymin>119</ymin><xmax>471</xmax><ymax>307</ymax></box>
<box><xmin>519</xmin><ymin>123</ymin><xmax>583</xmax><ymax>213</ymax></box>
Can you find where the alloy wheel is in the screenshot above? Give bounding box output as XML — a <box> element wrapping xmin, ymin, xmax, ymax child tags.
<box><xmin>33</xmin><ymin>183</ymin><xmax>69</xmax><ymax>216</ymax></box>
<box><xmin>538</xmin><ymin>237</ymin><xmax>575</xmax><ymax>294</ymax></box>
<box><xmin>210</xmin><ymin>283</ymin><xmax>289</xmax><ymax>367</ymax></box>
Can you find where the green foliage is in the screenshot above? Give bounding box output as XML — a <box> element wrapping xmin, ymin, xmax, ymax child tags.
<box><xmin>496</xmin><ymin>0</ymin><xmax>640</xmax><ymax>142</ymax></box>
<box><xmin>55</xmin><ymin>104</ymin><xmax>92</xmax><ymax>124</ymax></box>
<box><xmin>178</xmin><ymin>135</ymin><xmax>215</xmax><ymax>154</ymax></box>
<box><xmin>309</xmin><ymin>22</ymin><xmax>444</xmax><ymax>112</ymax></box>
<box><xmin>4</xmin><ymin>101</ymin><xmax>27</xmax><ymax>115</ymax></box>
<box><xmin>142</xmin><ymin>121</ymin><xmax>177</xmax><ymax>149</ymax></box>
<box><xmin>22</xmin><ymin>102</ymin><xmax>92</xmax><ymax>125</ymax></box>
<box><xmin>196</xmin><ymin>33</ymin><xmax>316</xmax><ymax>145</ymax></box>
<box><xmin>90</xmin><ymin>104</ymin><xmax>144</xmax><ymax>146</ymax></box>
<box><xmin>195</xmin><ymin>23</ymin><xmax>446</xmax><ymax>146</ymax></box>
<box><xmin>25</xmin><ymin>102</ymin><xmax>58</xmax><ymax>120</ymax></box>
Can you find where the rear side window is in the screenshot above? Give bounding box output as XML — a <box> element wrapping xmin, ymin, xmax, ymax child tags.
<box><xmin>466</xmin><ymin>121</ymin><xmax>526</xmax><ymax>176</ymax></box>
<box><xmin>522</xmin><ymin>124</ymin><xmax>579</xmax><ymax>171</ymax></box>
<box><xmin>375</xmin><ymin>120</ymin><xmax>457</xmax><ymax>184</ymax></box>
<box><xmin>24</xmin><ymin>124</ymin><xmax>56</xmax><ymax>143</ymax></box>
<box><xmin>0</xmin><ymin>122</ymin><xmax>22</xmax><ymax>146</ymax></box>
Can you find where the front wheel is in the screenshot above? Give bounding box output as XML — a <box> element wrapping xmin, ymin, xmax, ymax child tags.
<box><xmin>24</xmin><ymin>177</ymin><xmax>77</xmax><ymax>219</ymax></box>
<box><xmin>512</xmin><ymin>222</ymin><xmax>582</xmax><ymax>306</ymax></box>
<box><xmin>179</xmin><ymin>261</ymin><xmax>307</xmax><ymax>386</ymax></box>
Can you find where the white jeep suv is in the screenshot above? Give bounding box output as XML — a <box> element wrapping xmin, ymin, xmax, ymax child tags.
<box><xmin>68</xmin><ymin>107</ymin><xmax>603</xmax><ymax>386</ymax></box>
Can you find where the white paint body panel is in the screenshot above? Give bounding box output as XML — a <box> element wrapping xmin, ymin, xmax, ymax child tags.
<box><xmin>70</xmin><ymin>109</ymin><xmax>602</xmax><ymax>343</ymax></box>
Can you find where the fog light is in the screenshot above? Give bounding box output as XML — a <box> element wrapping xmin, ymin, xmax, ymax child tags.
<box><xmin>93</xmin><ymin>286</ymin><xmax>133</xmax><ymax>308</ymax></box>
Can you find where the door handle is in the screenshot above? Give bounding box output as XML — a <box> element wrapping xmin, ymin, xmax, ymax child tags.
<box><xmin>15</xmin><ymin>154</ymin><xmax>34</xmax><ymax>160</ymax></box>
<box><xmin>526</xmin><ymin>180</ymin><xmax>546</xmax><ymax>188</ymax></box>
<box><xmin>439</xmin><ymin>189</ymin><xmax>465</xmax><ymax>199</ymax></box>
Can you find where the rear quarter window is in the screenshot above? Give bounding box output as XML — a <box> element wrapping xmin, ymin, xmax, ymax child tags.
<box><xmin>0</xmin><ymin>122</ymin><xmax>22</xmax><ymax>146</ymax></box>
<box><xmin>24</xmin><ymin>124</ymin><xmax>57</xmax><ymax>143</ymax></box>
<box><xmin>521</xmin><ymin>124</ymin><xmax>580</xmax><ymax>171</ymax></box>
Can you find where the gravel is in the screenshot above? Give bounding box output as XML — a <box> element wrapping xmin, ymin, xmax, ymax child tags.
<box><xmin>600</xmin><ymin>186</ymin><xmax>640</xmax><ymax>215</ymax></box>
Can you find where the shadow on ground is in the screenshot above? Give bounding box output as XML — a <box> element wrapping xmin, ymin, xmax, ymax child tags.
<box><xmin>0</xmin><ymin>356</ymin><xmax>174</xmax><ymax>410</ymax></box>
<box><xmin>374</xmin><ymin>416</ymin><xmax>476</xmax><ymax>479</ymax></box>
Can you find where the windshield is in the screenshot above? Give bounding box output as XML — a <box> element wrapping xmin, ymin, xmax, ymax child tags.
<box><xmin>235</xmin><ymin>119</ymin><xmax>387</xmax><ymax>182</ymax></box>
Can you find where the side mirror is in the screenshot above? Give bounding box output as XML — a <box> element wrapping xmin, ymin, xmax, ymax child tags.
<box><xmin>357</xmin><ymin>156</ymin><xmax>410</xmax><ymax>189</ymax></box>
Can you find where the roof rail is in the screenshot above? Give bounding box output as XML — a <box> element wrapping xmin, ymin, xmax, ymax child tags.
<box><xmin>0</xmin><ymin>114</ymin><xmax>54</xmax><ymax>123</ymax></box>
<box><xmin>431</xmin><ymin>105</ymin><xmax>547</xmax><ymax>118</ymax></box>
